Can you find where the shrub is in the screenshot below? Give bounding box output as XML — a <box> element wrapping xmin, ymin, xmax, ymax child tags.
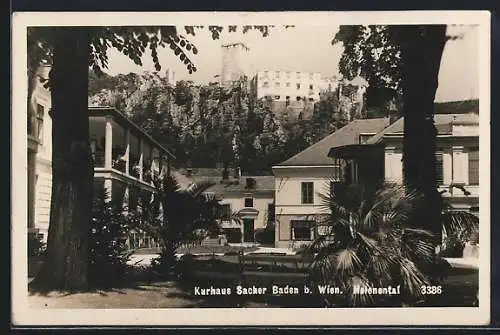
<box><xmin>224</xmin><ymin>228</ymin><xmax>242</xmax><ymax>243</ymax></box>
<box><xmin>441</xmin><ymin>233</ymin><xmax>465</xmax><ymax>258</ymax></box>
<box><xmin>254</xmin><ymin>227</ymin><xmax>275</xmax><ymax>245</ymax></box>
<box><xmin>28</xmin><ymin>232</ymin><xmax>46</xmax><ymax>258</ymax></box>
<box><xmin>309</xmin><ymin>183</ymin><xmax>445</xmax><ymax>307</ymax></box>
<box><xmin>88</xmin><ymin>188</ymin><xmax>133</xmax><ymax>288</ymax></box>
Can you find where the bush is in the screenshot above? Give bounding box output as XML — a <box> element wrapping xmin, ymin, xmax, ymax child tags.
<box><xmin>88</xmin><ymin>189</ymin><xmax>133</xmax><ymax>288</ymax></box>
<box><xmin>441</xmin><ymin>233</ymin><xmax>465</xmax><ymax>258</ymax></box>
<box><xmin>254</xmin><ymin>227</ymin><xmax>275</xmax><ymax>245</ymax></box>
<box><xmin>224</xmin><ymin>228</ymin><xmax>242</xmax><ymax>243</ymax></box>
<box><xmin>28</xmin><ymin>232</ymin><xmax>46</xmax><ymax>258</ymax></box>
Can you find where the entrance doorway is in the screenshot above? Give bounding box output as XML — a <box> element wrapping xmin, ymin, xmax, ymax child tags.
<box><xmin>243</xmin><ymin>218</ymin><xmax>255</xmax><ymax>242</ymax></box>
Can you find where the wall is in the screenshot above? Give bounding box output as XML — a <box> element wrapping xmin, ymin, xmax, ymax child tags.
<box><xmin>219</xmin><ymin>193</ymin><xmax>274</xmax><ymax>231</ymax></box>
<box><xmin>273</xmin><ymin>166</ymin><xmax>335</xmax><ymax>249</ymax></box>
<box><xmin>32</xmin><ymin>67</ymin><xmax>53</xmax><ymax>240</ymax></box>
<box><xmin>383</xmin><ymin>131</ymin><xmax>479</xmax><ymax>207</ymax></box>
<box><xmin>220</xmin><ymin>44</ymin><xmax>248</xmax><ymax>85</ymax></box>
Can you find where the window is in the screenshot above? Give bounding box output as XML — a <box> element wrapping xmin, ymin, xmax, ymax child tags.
<box><xmin>435</xmin><ymin>152</ymin><xmax>443</xmax><ymax>185</ymax></box>
<box><xmin>219</xmin><ymin>204</ymin><xmax>231</xmax><ymax>220</ymax></box>
<box><xmin>286</xmin><ymin>71</ymin><xmax>291</xmax><ymax>78</ymax></box>
<box><xmin>296</xmin><ymin>83</ymin><xmax>301</xmax><ymax>90</ymax></box>
<box><xmin>308</xmin><ymin>97</ymin><xmax>314</xmax><ymax>102</ymax></box>
<box><xmin>469</xmin><ymin>149</ymin><xmax>479</xmax><ymax>185</ymax></box>
<box><xmin>296</xmin><ymin>72</ymin><xmax>301</xmax><ymax>78</ymax></box>
<box><xmin>309</xmin><ymin>84</ymin><xmax>313</xmax><ymax>90</ymax></box>
<box><xmin>286</xmin><ymin>82</ymin><xmax>291</xmax><ymax>87</ymax></box>
<box><xmin>296</xmin><ymin>96</ymin><xmax>301</xmax><ymax>101</ymax></box>
<box><xmin>309</xmin><ymin>72</ymin><xmax>314</xmax><ymax>79</ymax></box>
<box><xmin>275</xmin><ymin>71</ymin><xmax>280</xmax><ymax>78</ymax></box>
<box><xmin>291</xmin><ymin>220</ymin><xmax>314</xmax><ymax>240</ymax></box>
<box><xmin>36</xmin><ymin>104</ymin><xmax>44</xmax><ymax>143</ymax></box>
<box><xmin>245</xmin><ymin>198</ymin><xmax>254</xmax><ymax>207</ymax></box>
<box><xmin>301</xmin><ymin>182</ymin><xmax>314</xmax><ymax>204</ymax></box>
<box><xmin>275</xmin><ymin>82</ymin><xmax>280</xmax><ymax>87</ymax></box>
<box><xmin>263</xmin><ymin>81</ymin><xmax>269</xmax><ymax>88</ymax></box>
<box><xmin>264</xmin><ymin>71</ymin><xmax>269</xmax><ymax>77</ymax></box>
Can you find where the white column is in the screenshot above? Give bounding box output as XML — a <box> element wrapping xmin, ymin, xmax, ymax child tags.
<box><xmin>442</xmin><ymin>149</ymin><xmax>453</xmax><ymax>186</ymax></box>
<box><xmin>384</xmin><ymin>146</ymin><xmax>395</xmax><ymax>182</ymax></box>
<box><xmin>139</xmin><ymin>139</ymin><xmax>144</xmax><ymax>181</ymax></box>
<box><xmin>125</xmin><ymin>128</ymin><xmax>130</xmax><ymax>175</ymax></box>
<box><xmin>158</xmin><ymin>153</ymin><xmax>163</xmax><ymax>178</ymax></box>
<box><xmin>452</xmin><ymin>146</ymin><xmax>467</xmax><ymax>185</ymax></box>
<box><xmin>149</xmin><ymin>146</ymin><xmax>154</xmax><ymax>184</ymax></box>
<box><xmin>104</xmin><ymin>116</ymin><xmax>113</xmax><ymax>169</ymax></box>
<box><xmin>123</xmin><ymin>185</ymin><xmax>130</xmax><ymax>214</ymax></box>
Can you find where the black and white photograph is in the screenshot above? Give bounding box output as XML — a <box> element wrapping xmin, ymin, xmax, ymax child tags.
<box><xmin>11</xmin><ymin>11</ymin><xmax>490</xmax><ymax>326</ymax></box>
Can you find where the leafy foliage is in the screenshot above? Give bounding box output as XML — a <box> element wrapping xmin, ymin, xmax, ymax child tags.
<box><xmin>88</xmin><ymin>73</ymin><xmax>350</xmax><ymax>175</ymax></box>
<box><xmin>333</xmin><ymin>25</ymin><xmax>402</xmax><ymax>113</ymax></box>
<box><xmin>440</xmin><ymin>205</ymin><xmax>479</xmax><ymax>257</ymax></box>
<box><xmin>137</xmin><ymin>175</ymin><xmax>221</xmax><ymax>272</ymax></box>
<box><xmin>28</xmin><ymin>233</ymin><xmax>46</xmax><ymax>258</ymax></box>
<box><xmin>89</xmin><ymin>187</ymin><xmax>134</xmax><ymax>288</ymax></box>
<box><xmin>306</xmin><ymin>182</ymin><xmax>446</xmax><ymax>307</ymax></box>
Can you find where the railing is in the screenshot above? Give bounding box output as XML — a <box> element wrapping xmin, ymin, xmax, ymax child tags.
<box><xmin>130</xmin><ymin>156</ymin><xmax>140</xmax><ymax>179</ymax></box>
<box><xmin>113</xmin><ymin>158</ymin><xmax>127</xmax><ymax>173</ymax></box>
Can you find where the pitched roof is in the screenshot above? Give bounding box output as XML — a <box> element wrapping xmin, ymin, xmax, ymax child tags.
<box><xmin>366</xmin><ymin>113</ymin><xmax>479</xmax><ymax>144</ymax></box>
<box><xmin>276</xmin><ymin>118</ymin><xmax>390</xmax><ymax>166</ymax></box>
<box><xmin>434</xmin><ymin>99</ymin><xmax>479</xmax><ymax>115</ymax></box>
<box><xmin>204</xmin><ymin>176</ymin><xmax>275</xmax><ymax>196</ymax></box>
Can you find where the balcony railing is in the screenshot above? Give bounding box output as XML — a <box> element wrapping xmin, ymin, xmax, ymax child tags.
<box><xmin>130</xmin><ymin>156</ymin><xmax>140</xmax><ymax>179</ymax></box>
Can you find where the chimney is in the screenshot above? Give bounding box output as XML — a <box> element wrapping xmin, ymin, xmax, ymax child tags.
<box><xmin>245</xmin><ymin>177</ymin><xmax>256</xmax><ymax>189</ymax></box>
<box><xmin>222</xmin><ymin>167</ymin><xmax>229</xmax><ymax>181</ymax></box>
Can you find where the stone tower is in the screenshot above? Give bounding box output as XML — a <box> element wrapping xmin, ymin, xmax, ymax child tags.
<box><xmin>220</xmin><ymin>42</ymin><xmax>249</xmax><ymax>87</ymax></box>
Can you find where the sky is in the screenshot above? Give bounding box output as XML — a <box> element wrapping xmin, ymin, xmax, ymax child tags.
<box><xmin>105</xmin><ymin>25</ymin><xmax>479</xmax><ymax>103</ymax></box>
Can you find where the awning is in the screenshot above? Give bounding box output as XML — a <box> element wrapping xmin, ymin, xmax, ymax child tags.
<box><xmin>238</xmin><ymin>208</ymin><xmax>259</xmax><ymax>218</ymax></box>
<box><xmin>328</xmin><ymin>143</ymin><xmax>384</xmax><ymax>160</ymax></box>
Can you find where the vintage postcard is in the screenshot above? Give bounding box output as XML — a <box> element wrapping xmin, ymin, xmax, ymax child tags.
<box><xmin>11</xmin><ymin>11</ymin><xmax>490</xmax><ymax>326</ymax></box>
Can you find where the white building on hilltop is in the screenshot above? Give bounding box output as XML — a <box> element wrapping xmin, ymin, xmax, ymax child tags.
<box><xmin>250</xmin><ymin>70</ymin><xmax>337</xmax><ymax>103</ymax></box>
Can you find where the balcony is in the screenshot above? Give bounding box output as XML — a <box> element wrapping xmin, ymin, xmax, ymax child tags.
<box><xmin>89</xmin><ymin>107</ymin><xmax>175</xmax><ymax>190</ymax></box>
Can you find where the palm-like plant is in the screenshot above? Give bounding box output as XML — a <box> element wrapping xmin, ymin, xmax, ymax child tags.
<box><xmin>137</xmin><ymin>174</ymin><xmax>220</xmax><ymax>270</ymax></box>
<box><xmin>306</xmin><ymin>182</ymin><xmax>444</xmax><ymax>307</ymax></box>
<box><xmin>441</xmin><ymin>202</ymin><xmax>479</xmax><ymax>257</ymax></box>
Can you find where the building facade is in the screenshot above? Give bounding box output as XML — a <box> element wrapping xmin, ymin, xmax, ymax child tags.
<box><xmin>28</xmin><ymin>66</ymin><xmax>52</xmax><ymax>240</ymax></box>
<box><xmin>273</xmin><ymin>101</ymin><xmax>480</xmax><ymax>250</ymax></box>
<box><xmin>364</xmin><ymin>111</ymin><xmax>479</xmax><ymax>213</ymax></box>
<box><xmin>250</xmin><ymin>70</ymin><xmax>335</xmax><ymax>103</ymax></box>
<box><xmin>27</xmin><ymin>67</ymin><xmax>176</xmax><ymax>249</ymax></box>
<box><xmin>272</xmin><ymin>118</ymin><xmax>390</xmax><ymax>249</ymax></box>
<box><xmin>177</xmin><ymin>167</ymin><xmax>274</xmax><ymax>244</ymax></box>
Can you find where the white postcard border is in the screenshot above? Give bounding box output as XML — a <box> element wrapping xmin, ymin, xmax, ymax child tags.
<box><xmin>11</xmin><ymin>10</ymin><xmax>491</xmax><ymax>326</ymax></box>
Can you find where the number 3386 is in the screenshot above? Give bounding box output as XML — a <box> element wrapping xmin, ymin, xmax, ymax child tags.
<box><xmin>421</xmin><ymin>285</ymin><xmax>442</xmax><ymax>294</ymax></box>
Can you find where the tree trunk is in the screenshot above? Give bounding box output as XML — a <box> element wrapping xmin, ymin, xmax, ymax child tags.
<box><xmin>399</xmin><ymin>25</ymin><xmax>447</xmax><ymax>243</ymax></box>
<box><xmin>30</xmin><ymin>28</ymin><xmax>93</xmax><ymax>291</ymax></box>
